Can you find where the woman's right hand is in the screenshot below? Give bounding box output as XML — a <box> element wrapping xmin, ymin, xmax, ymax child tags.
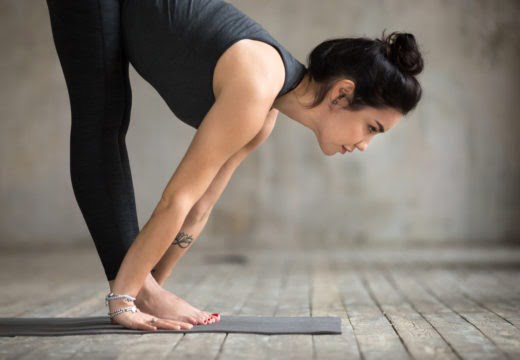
<box><xmin>109</xmin><ymin>300</ymin><xmax>193</xmax><ymax>331</ymax></box>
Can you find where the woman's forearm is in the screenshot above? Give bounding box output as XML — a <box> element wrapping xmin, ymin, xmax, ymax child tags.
<box><xmin>111</xmin><ymin>199</ymin><xmax>192</xmax><ymax>297</ymax></box>
<box><xmin>151</xmin><ymin>211</ymin><xmax>211</xmax><ymax>286</ymax></box>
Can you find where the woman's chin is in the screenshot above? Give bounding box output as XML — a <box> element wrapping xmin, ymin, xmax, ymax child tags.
<box><xmin>322</xmin><ymin>148</ymin><xmax>335</xmax><ymax>156</ymax></box>
<box><xmin>317</xmin><ymin>142</ymin><xmax>337</xmax><ymax>156</ymax></box>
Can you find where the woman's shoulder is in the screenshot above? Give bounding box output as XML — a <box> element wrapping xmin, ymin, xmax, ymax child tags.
<box><xmin>212</xmin><ymin>39</ymin><xmax>285</xmax><ymax>102</ymax></box>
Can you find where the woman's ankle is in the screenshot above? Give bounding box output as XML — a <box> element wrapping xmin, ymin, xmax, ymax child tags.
<box><xmin>108</xmin><ymin>274</ymin><xmax>161</xmax><ymax>302</ymax></box>
<box><xmin>136</xmin><ymin>273</ymin><xmax>163</xmax><ymax>301</ymax></box>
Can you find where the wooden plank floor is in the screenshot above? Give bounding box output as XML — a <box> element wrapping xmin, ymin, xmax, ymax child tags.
<box><xmin>0</xmin><ymin>244</ymin><xmax>519</xmax><ymax>359</ymax></box>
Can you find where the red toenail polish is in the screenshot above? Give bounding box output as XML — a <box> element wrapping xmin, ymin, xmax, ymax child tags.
<box><xmin>212</xmin><ymin>313</ymin><xmax>219</xmax><ymax>317</ymax></box>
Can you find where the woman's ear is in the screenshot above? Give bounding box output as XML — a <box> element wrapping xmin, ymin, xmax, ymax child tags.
<box><xmin>331</xmin><ymin>79</ymin><xmax>355</xmax><ymax>105</ymax></box>
<box><xmin>339</xmin><ymin>79</ymin><xmax>355</xmax><ymax>97</ymax></box>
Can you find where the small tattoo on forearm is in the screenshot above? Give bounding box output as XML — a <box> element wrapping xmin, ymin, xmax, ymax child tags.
<box><xmin>171</xmin><ymin>231</ymin><xmax>193</xmax><ymax>249</ymax></box>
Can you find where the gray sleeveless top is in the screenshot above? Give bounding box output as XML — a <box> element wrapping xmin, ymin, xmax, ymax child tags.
<box><xmin>121</xmin><ymin>0</ymin><xmax>307</xmax><ymax>129</ymax></box>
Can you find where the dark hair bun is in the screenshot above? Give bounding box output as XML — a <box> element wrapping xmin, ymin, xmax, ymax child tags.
<box><xmin>381</xmin><ymin>31</ymin><xmax>423</xmax><ymax>76</ymax></box>
<box><xmin>303</xmin><ymin>31</ymin><xmax>424</xmax><ymax>114</ymax></box>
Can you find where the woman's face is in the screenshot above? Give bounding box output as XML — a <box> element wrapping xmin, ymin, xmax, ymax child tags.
<box><xmin>301</xmin><ymin>78</ymin><xmax>403</xmax><ymax>156</ymax></box>
<box><xmin>273</xmin><ymin>76</ymin><xmax>403</xmax><ymax>156</ymax></box>
<box><xmin>315</xmin><ymin>104</ymin><xmax>403</xmax><ymax>156</ymax></box>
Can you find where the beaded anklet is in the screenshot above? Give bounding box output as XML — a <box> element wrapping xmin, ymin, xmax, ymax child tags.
<box><xmin>105</xmin><ymin>292</ymin><xmax>140</xmax><ymax>319</ymax></box>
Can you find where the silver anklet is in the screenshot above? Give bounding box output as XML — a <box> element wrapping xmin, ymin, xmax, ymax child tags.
<box><xmin>108</xmin><ymin>305</ymin><xmax>140</xmax><ymax>319</ymax></box>
<box><xmin>105</xmin><ymin>292</ymin><xmax>136</xmax><ymax>306</ymax></box>
<box><xmin>105</xmin><ymin>292</ymin><xmax>139</xmax><ymax>319</ymax></box>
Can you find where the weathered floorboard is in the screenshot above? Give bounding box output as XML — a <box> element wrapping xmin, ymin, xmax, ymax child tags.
<box><xmin>1</xmin><ymin>245</ymin><xmax>519</xmax><ymax>359</ymax></box>
<box><xmin>362</xmin><ymin>270</ymin><xmax>458</xmax><ymax>359</ymax></box>
<box><xmin>418</xmin><ymin>269</ymin><xmax>520</xmax><ymax>358</ymax></box>
<box><xmin>172</xmin><ymin>255</ymin><xmax>269</xmax><ymax>359</ymax></box>
<box><xmin>335</xmin><ymin>261</ymin><xmax>411</xmax><ymax>359</ymax></box>
<box><xmin>388</xmin><ymin>269</ymin><xmax>505</xmax><ymax>359</ymax></box>
<box><xmin>312</xmin><ymin>253</ymin><xmax>360</xmax><ymax>359</ymax></box>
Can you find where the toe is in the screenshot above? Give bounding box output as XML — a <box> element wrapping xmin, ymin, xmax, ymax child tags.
<box><xmin>203</xmin><ymin>311</ymin><xmax>212</xmax><ymax>318</ymax></box>
<box><xmin>186</xmin><ymin>316</ymin><xmax>198</xmax><ymax>325</ymax></box>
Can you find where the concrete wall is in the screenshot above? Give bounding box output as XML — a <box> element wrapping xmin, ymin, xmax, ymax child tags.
<box><xmin>1</xmin><ymin>0</ymin><xmax>518</xmax><ymax>252</ymax></box>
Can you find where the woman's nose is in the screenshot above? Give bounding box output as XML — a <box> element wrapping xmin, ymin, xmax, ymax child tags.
<box><xmin>356</xmin><ymin>142</ymin><xmax>368</xmax><ymax>152</ymax></box>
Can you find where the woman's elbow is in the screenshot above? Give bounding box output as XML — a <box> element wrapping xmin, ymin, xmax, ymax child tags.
<box><xmin>153</xmin><ymin>193</ymin><xmax>194</xmax><ymax>219</ymax></box>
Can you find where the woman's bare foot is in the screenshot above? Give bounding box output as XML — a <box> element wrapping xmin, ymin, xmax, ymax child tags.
<box><xmin>135</xmin><ymin>287</ymin><xmax>220</xmax><ymax>325</ymax></box>
<box><xmin>107</xmin><ymin>298</ymin><xmax>193</xmax><ymax>331</ymax></box>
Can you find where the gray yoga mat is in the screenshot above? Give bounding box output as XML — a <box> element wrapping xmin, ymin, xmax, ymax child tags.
<box><xmin>0</xmin><ymin>316</ymin><xmax>341</xmax><ymax>336</ymax></box>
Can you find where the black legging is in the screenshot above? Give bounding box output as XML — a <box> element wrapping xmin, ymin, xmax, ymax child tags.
<box><xmin>46</xmin><ymin>0</ymin><xmax>138</xmax><ymax>281</ymax></box>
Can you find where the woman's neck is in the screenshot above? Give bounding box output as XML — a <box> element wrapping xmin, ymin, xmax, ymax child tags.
<box><xmin>272</xmin><ymin>73</ymin><xmax>319</xmax><ymax>135</ymax></box>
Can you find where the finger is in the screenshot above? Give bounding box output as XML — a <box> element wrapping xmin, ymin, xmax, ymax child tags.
<box><xmin>167</xmin><ymin>319</ymin><xmax>193</xmax><ymax>330</ymax></box>
<box><xmin>138</xmin><ymin>322</ymin><xmax>157</xmax><ymax>331</ymax></box>
<box><xmin>132</xmin><ymin>318</ymin><xmax>157</xmax><ymax>331</ymax></box>
<box><xmin>113</xmin><ymin>314</ymin><xmax>154</xmax><ymax>331</ymax></box>
<box><xmin>157</xmin><ymin>319</ymin><xmax>183</xmax><ymax>330</ymax></box>
<box><xmin>178</xmin><ymin>321</ymin><xmax>194</xmax><ymax>329</ymax></box>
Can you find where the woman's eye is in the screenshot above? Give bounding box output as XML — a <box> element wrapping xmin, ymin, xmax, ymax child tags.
<box><xmin>369</xmin><ymin>126</ymin><xmax>377</xmax><ymax>134</ymax></box>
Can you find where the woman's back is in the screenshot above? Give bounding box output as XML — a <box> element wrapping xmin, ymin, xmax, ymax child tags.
<box><xmin>121</xmin><ymin>0</ymin><xmax>307</xmax><ymax>129</ymax></box>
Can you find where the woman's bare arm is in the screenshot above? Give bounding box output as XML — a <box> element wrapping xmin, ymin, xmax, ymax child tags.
<box><xmin>151</xmin><ymin>108</ymin><xmax>279</xmax><ymax>285</ymax></box>
<box><xmin>110</xmin><ymin>79</ymin><xmax>272</xmax><ymax>298</ymax></box>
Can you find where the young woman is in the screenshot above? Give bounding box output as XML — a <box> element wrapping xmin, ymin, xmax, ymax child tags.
<box><xmin>46</xmin><ymin>0</ymin><xmax>423</xmax><ymax>331</ymax></box>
